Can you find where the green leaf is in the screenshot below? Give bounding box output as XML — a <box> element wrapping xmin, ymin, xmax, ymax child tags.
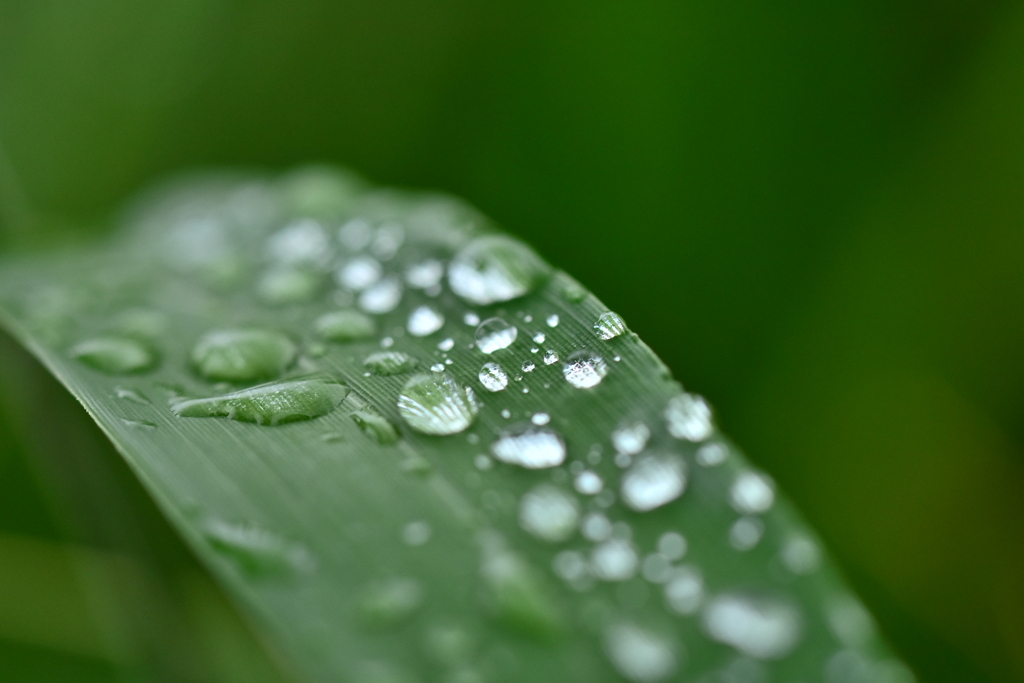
<box><xmin>0</xmin><ymin>167</ymin><xmax>913</xmax><ymax>682</ymax></box>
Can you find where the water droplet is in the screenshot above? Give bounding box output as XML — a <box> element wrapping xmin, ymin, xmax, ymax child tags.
<box><xmin>267</xmin><ymin>219</ymin><xmax>331</xmax><ymax>266</ymax></box>
<box><xmin>257</xmin><ymin>266</ymin><xmax>324</xmax><ymax>305</ymax></box>
<box><xmin>695</xmin><ymin>442</ymin><xmax>728</xmax><ymax>466</ymax></box>
<box><xmin>479</xmin><ymin>533</ymin><xmax>563</xmax><ymax>639</ymax></box>
<box><xmin>594</xmin><ymin>311</ymin><xmax>627</xmax><ymax>340</ymax></box>
<box><xmin>702</xmin><ymin>593</ymin><xmax>803</xmax><ymax>659</ymax></box>
<box><xmin>475</xmin><ymin>318</ymin><xmax>517</xmax><ymax>354</ymax></box>
<box><xmin>560</xmin><ymin>277</ymin><xmax>587</xmax><ymax>303</ymax></box>
<box><xmin>359</xmin><ymin>578</ymin><xmax>423</xmax><ymax>628</ymax></box>
<box><xmin>500</xmin><ymin>409</ymin><xmax>511</xmax><ymax>419</ymax></box>
<box><xmin>314</xmin><ymin>310</ymin><xmax>376</xmax><ymax>342</ymax></box>
<box><xmin>115</xmin><ymin>387</ymin><xmax>151</xmax><ymax>405</ymax></box>
<box><xmin>621</xmin><ymin>454</ymin><xmax>687</xmax><ymax>512</ymax></box>
<box><xmin>70</xmin><ymin>336</ymin><xmax>158</xmax><ymax>375</ymax></box>
<box><xmin>405</xmin><ymin>258</ymin><xmax>445</xmax><ymax>289</ymax></box>
<box><xmin>381</xmin><ymin>336</ymin><xmax>395</xmax><ymax>348</ymax></box>
<box><xmin>591</xmin><ymin>539</ymin><xmax>639</xmax><ymax>581</ymax></box>
<box><xmin>402</xmin><ymin>520</ymin><xmax>432</xmax><ymax>546</ymax></box>
<box><xmin>665</xmin><ymin>393</ymin><xmax>713</xmax><ymax>441</ymax></box>
<box><xmin>641</xmin><ymin>554</ymin><xmax>673</xmax><ymax>583</ymax></box>
<box><xmin>438</xmin><ymin>337</ymin><xmax>455</xmax><ymax>351</ymax></box>
<box><xmin>191</xmin><ymin>329</ymin><xmax>295</xmax><ymax>382</ymax></box>
<box><xmin>779</xmin><ymin>535</ymin><xmax>821</xmax><ymax>575</ymax></box>
<box><xmin>372</xmin><ymin>222</ymin><xmax>405</xmax><ymax>260</ymax></box>
<box><xmin>338</xmin><ymin>218</ymin><xmax>374</xmax><ymax>251</ymax></box>
<box><xmin>612</xmin><ymin>421</ymin><xmax>650</xmax><ymax>455</ymax></box>
<box><xmin>657</xmin><ymin>532</ymin><xmax>687</xmax><ymax>560</ymax></box>
<box><xmin>171</xmin><ymin>379</ymin><xmax>349</xmax><ymax>425</ymax></box>
<box><xmin>531</xmin><ymin>412</ymin><xmax>550</xmax><ymax>426</ymax></box>
<box><xmin>475</xmin><ymin>454</ymin><xmax>493</xmax><ymax>470</ymax></box>
<box><xmin>351</xmin><ymin>408</ymin><xmax>401</xmax><ymax>444</ymax></box>
<box><xmin>407</xmin><ymin>306</ymin><xmax>444</xmax><ymax>336</ymax></box>
<box><xmin>603</xmin><ymin>623</ymin><xmax>676</xmax><ymax>683</ymax></box>
<box><xmin>363</xmin><ymin>351</ymin><xmax>419</xmax><ymax>376</ymax></box>
<box><xmin>826</xmin><ymin>596</ymin><xmax>876</xmax><ymax>648</ymax></box>
<box><xmin>581</xmin><ymin>512</ymin><xmax>612</xmax><ymax>541</ymax></box>
<box><xmin>122</xmin><ymin>418</ymin><xmax>157</xmax><ymax>430</ymax></box>
<box><xmin>477</xmin><ymin>362</ymin><xmax>508</xmax><ymax>392</ymax></box>
<box><xmin>664</xmin><ymin>565</ymin><xmax>703</xmax><ymax>614</ymax></box>
<box><xmin>203</xmin><ymin>518</ymin><xmax>314</xmax><ymax>577</ymax></box>
<box><xmin>542</xmin><ymin>349</ymin><xmax>559</xmax><ymax>365</ymax></box>
<box><xmin>729</xmin><ymin>516</ymin><xmax>764</xmax><ymax>551</ymax></box>
<box><xmin>518</xmin><ymin>484</ymin><xmax>579</xmax><ymax>542</ymax></box>
<box><xmin>553</xmin><ymin>550</ymin><xmax>589</xmax><ymax>583</ymax></box>
<box><xmin>359</xmin><ymin>277</ymin><xmax>403</xmax><ymax>314</ymax></box>
<box><xmin>430</xmin><ymin>363</ymin><xmax>445</xmax><ymax>372</ymax></box>
<box><xmin>563</xmin><ymin>350</ymin><xmax>608</xmax><ymax>389</ymax></box>
<box><xmin>730</xmin><ymin>471</ymin><xmax>775</xmax><ymax>514</ymax></box>
<box><xmin>521</xmin><ymin>360</ymin><xmax>535</xmax><ymax>373</ymax></box>
<box><xmin>463</xmin><ymin>312</ymin><xmax>480</xmax><ymax>326</ymax></box>
<box><xmin>490</xmin><ymin>425</ymin><xmax>566</xmax><ymax>468</ymax></box>
<box><xmin>574</xmin><ymin>470</ymin><xmax>604</xmax><ymax>495</ymax></box>
<box><xmin>546</xmin><ymin>314</ymin><xmax>559</xmax><ymax>327</ymax></box>
<box><xmin>397</xmin><ymin>374</ymin><xmax>479</xmax><ymax>435</ymax></box>
<box><xmin>532</xmin><ymin>332</ymin><xmax>546</xmax><ymax>344</ymax></box>
<box><xmin>448</xmin><ymin>236</ymin><xmax>549</xmax><ymax>305</ymax></box>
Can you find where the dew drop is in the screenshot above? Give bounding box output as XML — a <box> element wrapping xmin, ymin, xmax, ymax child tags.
<box><xmin>359</xmin><ymin>578</ymin><xmax>423</xmax><ymax>628</ymax></box>
<box><xmin>337</xmin><ymin>255</ymin><xmax>383</xmax><ymax>290</ymax></box>
<box><xmin>257</xmin><ymin>267</ymin><xmax>325</xmax><ymax>305</ymax></box>
<box><xmin>405</xmin><ymin>258</ymin><xmax>444</xmax><ymax>289</ymax></box>
<box><xmin>363</xmin><ymin>351</ymin><xmax>419</xmax><ymax>376</ymax></box>
<box><xmin>531</xmin><ymin>412</ymin><xmax>550</xmax><ymax>426</ymax></box>
<box><xmin>612</xmin><ymin>421</ymin><xmax>650</xmax><ymax>455</ymax></box>
<box><xmin>730</xmin><ymin>471</ymin><xmax>775</xmax><ymax>514</ymax></box>
<box><xmin>351</xmin><ymin>408</ymin><xmax>401</xmax><ymax>444</ymax></box>
<box><xmin>521</xmin><ymin>360</ymin><xmax>535</xmax><ymax>373</ymax></box>
<box><xmin>438</xmin><ymin>337</ymin><xmax>455</xmax><ymax>351</ymax></box>
<box><xmin>463</xmin><ymin>312</ymin><xmax>480</xmax><ymax>326</ymax></box>
<box><xmin>478</xmin><ymin>362</ymin><xmax>508</xmax><ymax>392</ymax></box>
<box><xmin>475</xmin><ymin>318</ymin><xmax>518</xmax><ymax>354</ymax></box>
<box><xmin>553</xmin><ymin>550</ymin><xmax>589</xmax><ymax>583</ymax></box>
<box><xmin>664</xmin><ymin>393</ymin><xmax>713</xmax><ymax>441</ymax></box>
<box><xmin>702</xmin><ymin>593</ymin><xmax>803</xmax><ymax>659</ymax></box>
<box><xmin>532</xmin><ymin>332</ymin><xmax>546</xmax><ymax>344</ymax></box>
<box><xmin>620</xmin><ymin>454</ymin><xmax>687</xmax><ymax>512</ymax></box>
<box><xmin>115</xmin><ymin>387</ymin><xmax>151</xmax><ymax>405</ymax></box>
<box><xmin>574</xmin><ymin>470</ymin><xmax>604</xmax><ymax>495</ymax></box>
<box><xmin>190</xmin><ymin>329</ymin><xmax>295</xmax><ymax>383</ymax></box>
<box><xmin>546</xmin><ymin>314</ymin><xmax>559</xmax><ymax>327</ymax></box>
<box><xmin>581</xmin><ymin>512</ymin><xmax>612</xmax><ymax>541</ymax></box>
<box><xmin>696</xmin><ymin>442</ymin><xmax>728</xmax><ymax>467</ymax></box>
<box><xmin>563</xmin><ymin>350</ymin><xmax>608</xmax><ymax>389</ymax></box>
<box><xmin>729</xmin><ymin>516</ymin><xmax>765</xmax><ymax>551</ymax></box>
<box><xmin>641</xmin><ymin>554</ymin><xmax>673</xmax><ymax>583</ymax></box>
<box><xmin>779</xmin><ymin>535</ymin><xmax>821</xmax><ymax>575</ymax></box>
<box><xmin>431</xmin><ymin>363</ymin><xmax>445</xmax><ymax>372</ymax></box>
<box><xmin>381</xmin><ymin>336</ymin><xmax>394</xmax><ymax>348</ymax></box>
<box><xmin>70</xmin><ymin>336</ymin><xmax>158</xmax><ymax>375</ymax></box>
<box><xmin>500</xmin><ymin>409</ymin><xmax>511</xmax><ymax>419</ymax></box>
<box><xmin>338</xmin><ymin>218</ymin><xmax>374</xmax><ymax>251</ymax></box>
<box><xmin>543</xmin><ymin>349</ymin><xmax>559</xmax><ymax>365</ymax></box>
<box><xmin>122</xmin><ymin>418</ymin><xmax>156</xmax><ymax>430</ymax></box>
<box><xmin>171</xmin><ymin>379</ymin><xmax>349</xmax><ymax>425</ymax></box>
<box><xmin>402</xmin><ymin>520</ymin><xmax>432</xmax><ymax>546</ymax></box>
<box><xmin>359</xmin><ymin>277</ymin><xmax>403</xmax><ymax>314</ymax></box>
<box><xmin>266</xmin><ymin>219</ymin><xmax>331</xmax><ymax>266</ymax></box>
<box><xmin>407</xmin><ymin>305</ymin><xmax>445</xmax><ymax>337</ymax></box>
<box><xmin>397</xmin><ymin>374</ymin><xmax>479</xmax><ymax>435</ymax></box>
<box><xmin>518</xmin><ymin>484</ymin><xmax>579</xmax><ymax>542</ymax></box>
<box><xmin>448</xmin><ymin>236</ymin><xmax>549</xmax><ymax>305</ymax></box>
<box><xmin>603</xmin><ymin>623</ymin><xmax>677</xmax><ymax>683</ymax></box>
<box><xmin>371</xmin><ymin>222</ymin><xmax>404</xmax><ymax>260</ymax></box>
<box><xmin>594</xmin><ymin>311</ymin><xmax>627</xmax><ymax>340</ymax></box>
<box><xmin>475</xmin><ymin>454</ymin><xmax>493</xmax><ymax>470</ymax></box>
<box><xmin>664</xmin><ymin>565</ymin><xmax>704</xmax><ymax>615</ymax></box>
<box><xmin>203</xmin><ymin>518</ymin><xmax>314</xmax><ymax>577</ymax></box>
<box><xmin>314</xmin><ymin>310</ymin><xmax>376</xmax><ymax>342</ymax></box>
<box><xmin>490</xmin><ymin>425</ymin><xmax>566</xmax><ymax>469</ymax></box>
<box><xmin>657</xmin><ymin>532</ymin><xmax>687</xmax><ymax>560</ymax></box>
<box><xmin>591</xmin><ymin>539</ymin><xmax>639</xmax><ymax>581</ymax></box>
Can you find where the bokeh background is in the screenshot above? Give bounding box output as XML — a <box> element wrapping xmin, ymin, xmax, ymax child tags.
<box><xmin>1</xmin><ymin>1</ymin><xmax>1023</xmax><ymax>681</ymax></box>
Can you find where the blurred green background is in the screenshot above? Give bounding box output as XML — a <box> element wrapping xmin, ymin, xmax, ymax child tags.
<box><xmin>2</xmin><ymin>0</ymin><xmax>1024</xmax><ymax>681</ymax></box>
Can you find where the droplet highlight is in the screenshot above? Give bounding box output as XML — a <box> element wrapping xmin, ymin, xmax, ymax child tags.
<box><xmin>563</xmin><ymin>350</ymin><xmax>608</xmax><ymax>389</ymax></box>
<box><xmin>490</xmin><ymin>425</ymin><xmax>566</xmax><ymax>469</ymax></box>
<box><xmin>448</xmin><ymin>235</ymin><xmax>549</xmax><ymax>305</ymax></box>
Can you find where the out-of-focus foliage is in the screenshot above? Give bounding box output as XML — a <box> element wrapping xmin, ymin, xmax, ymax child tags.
<box><xmin>0</xmin><ymin>1</ymin><xmax>1022</xmax><ymax>682</ymax></box>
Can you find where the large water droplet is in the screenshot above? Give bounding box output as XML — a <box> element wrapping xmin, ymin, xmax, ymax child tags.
<box><xmin>448</xmin><ymin>235</ymin><xmax>549</xmax><ymax>305</ymax></box>
<box><xmin>203</xmin><ymin>518</ymin><xmax>314</xmax><ymax>578</ymax></box>
<box><xmin>518</xmin><ymin>484</ymin><xmax>579</xmax><ymax>542</ymax></box>
<box><xmin>70</xmin><ymin>336</ymin><xmax>157</xmax><ymax>374</ymax></box>
<box><xmin>591</xmin><ymin>538</ymin><xmax>639</xmax><ymax>581</ymax></box>
<box><xmin>171</xmin><ymin>379</ymin><xmax>349</xmax><ymax>425</ymax></box>
<box><xmin>478</xmin><ymin>362</ymin><xmax>508</xmax><ymax>392</ymax></box>
<box><xmin>664</xmin><ymin>393</ymin><xmax>713</xmax><ymax>441</ymax></box>
<box><xmin>257</xmin><ymin>266</ymin><xmax>325</xmax><ymax>305</ymax></box>
<box><xmin>363</xmin><ymin>351</ymin><xmax>419</xmax><ymax>376</ymax></box>
<box><xmin>407</xmin><ymin>306</ymin><xmax>444</xmax><ymax>337</ymax></box>
<box><xmin>620</xmin><ymin>454</ymin><xmax>687</xmax><ymax>511</ymax></box>
<box><xmin>397</xmin><ymin>374</ymin><xmax>479</xmax><ymax>435</ymax></box>
<box><xmin>612</xmin><ymin>421</ymin><xmax>650</xmax><ymax>455</ymax></box>
<box><xmin>337</xmin><ymin>255</ymin><xmax>383</xmax><ymax>290</ymax></box>
<box><xmin>603</xmin><ymin>623</ymin><xmax>677</xmax><ymax>683</ymax></box>
<box><xmin>702</xmin><ymin>593</ymin><xmax>802</xmax><ymax>659</ymax></box>
<box><xmin>475</xmin><ymin>318</ymin><xmax>517</xmax><ymax>354</ymax></box>
<box><xmin>563</xmin><ymin>350</ymin><xmax>608</xmax><ymax>389</ymax></box>
<box><xmin>730</xmin><ymin>471</ymin><xmax>775</xmax><ymax>514</ymax></box>
<box><xmin>359</xmin><ymin>277</ymin><xmax>403</xmax><ymax>314</ymax></box>
<box><xmin>359</xmin><ymin>578</ymin><xmax>423</xmax><ymax>628</ymax></box>
<box><xmin>594</xmin><ymin>311</ymin><xmax>627</xmax><ymax>340</ymax></box>
<box><xmin>190</xmin><ymin>329</ymin><xmax>296</xmax><ymax>382</ymax></box>
<box><xmin>490</xmin><ymin>425</ymin><xmax>566</xmax><ymax>469</ymax></box>
<box><xmin>315</xmin><ymin>310</ymin><xmax>376</xmax><ymax>342</ymax></box>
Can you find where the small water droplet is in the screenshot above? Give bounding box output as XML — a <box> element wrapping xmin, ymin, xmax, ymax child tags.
<box><xmin>612</xmin><ymin>421</ymin><xmax>650</xmax><ymax>455</ymax></box>
<box><xmin>408</xmin><ymin>306</ymin><xmax>445</xmax><ymax>337</ymax></box>
<box><xmin>532</xmin><ymin>332</ymin><xmax>546</xmax><ymax>344</ymax></box>
<box><xmin>190</xmin><ymin>329</ymin><xmax>295</xmax><ymax>382</ymax></box>
<box><xmin>475</xmin><ymin>318</ymin><xmax>518</xmax><ymax>354</ymax></box>
<box><xmin>364</xmin><ymin>351</ymin><xmax>419</xmax><ymax>376</ymax></box>
<box><xmin>203</xmin><ymin>518</ymin><xmax>314</xmax><ymax>577</ymax></box>
<box><xmin>696</xmin><ymin>442</ymin><xmax>728</xmax><ymax>466</ymax></box>
<box><xmin>448</xmin><ymin>235</ymin><xmax>550</xmax><ymax>305</ymax></box>
<box><xmin>518</xmin><ymin>484</ymin><xmax>579</xmax><ymax>542</ymax></box>
<box><xmin>321</xmin><ymin>432</ymin><xmax>344</xmax><ymax>443</ymax></box>
<box><xmin>560</xmin><ymin>277</ymin><xmax>587</xmax><ymax>303</ymax></box>
<box><xmin>521</xmin><ymin>360</ymin><xmax>535</xmax><ymax>373</ymax></box>
<box><xmin>581</xmin><ymin>512</ymin><xmax>612</xmax><ymax>541</ymax></box>
<box><xmin>315</xmin><ymin>310</ymin><xmax>376</xmax><ymax>342</ymax></box>
<box><xmin>463</xmin><ymin>312</ymin><xmax>480</xmax><ymax>326</ymax></box>
<box><xmin>657</xmin><ymin>532</ymin><xmax>687</xmax><ymax>560</ymax></box>
<box><xmin>501</xmin><ymin>409</ymin><xmax>511</xmax><ymax>419</ymax></box>
<box><xmin>402</xmin><ymin>520</ymin><xmax>432</xmax><ymax>546</ymax></box>
<box><xmin>405</xmin><ymin>258</ymin><xmax>444</xmax><ymax>289</ymax></box>
<box><xmin>592</xmin><ymin>539</ymin><xmax>639</xmax><ymax>581</ymax></box>
<box><xmin>546</xmin><ymin>314</ymin><xmax>559</xmax><ymax>327</ymax></box>
<box><xmin>490</xmin><ymin>425</ymin><xmax>566</xmax><ymax>468</ymax></box>
<box><xmin>702</xmin><ymin>593</ymin><xmax>803</xmax><ymax>659</ymax></box>
<box><xmin>730</xmin><ymin>471</ymin><xmax>775</xmax><ymax>514</ymax></box>
<box><xmin>531</xmin><ymin>412</ymin><xmax>550</xmax><ymax>426</ymax></box>
<box><xmin>359</xmin><ymin>277</ymin><xmax>403</xmax><ymax>314</ymax></box>
<box><xmin>574</xmin><ymin>470</ymin><xmax>604</xmax><ymax>495</ymax></box>
<box><xmin>337</xmin><ymin>256</ymin><xmax>382</xmax><ymax>290</ymax></box>
<box><xmin>430</xmin><ymin>363</ymin><xmax>445</xmax><ymax>372</ymax></box>
<box><xmin>665</xmin><ymin>393</ymin><xmax>713</xmax><ymax>441</ymax></box>
<box><xmin>664</xmin><ymin>565</ymin><xmax>703</xmax><ymax>615</ymax></box>
<box><xmin>779</xmin><ymin>535</ymin><xmax>821</xmax><ymax>575</ymax></box>
<box><xmin>338</xmin><ymin>218</ymin><xmax>374</xmax><ymax>251</ymax></box>
<box><xmin>115</xmin><ymin>387</ymin><xmax>151</xmax><ymax>405</ymax></box>
<box><xmin>267</xmin><ymin>219</ymin><xmax>331</xmax><ymax>266</ymax></box>
<box><xmin>603</xmin><ymin>623</ymin><xmax>676</xmax><ymax>683</ymax></box>
<box><xmin>473</xmin><ymin>362</ymin><xmax>507</xmax><ymax>393</ymax></box>
<box><xmin>438</xmin><ymin>337</ymin><xmax>455</xmax><ymax>351</ymax></box>
<box><xmin>530</xmin><ymin>347</ymin><xmax>539</xmax><ymax>354</ymax></box>
<box><xmin>371</xmin><ymin>222</ymin><xmax>404</xmax><ymax>260</ymax></box>
<box><xmin>122</xmin><ymin>418</ymin><xmax>157</xmax><ymax>430</ymax></box>
<box><xmin>70</xmin><ymin>336</ymin><xmax>158</xmax><ymax>375</ymax></box>
<box><xmin>640</xmin><ymin>554</ymin><xmax>673</xmax><ymax>583</ymax></box>
<box><xmin>257</xmin><ymin>266</ymin><xmax>325</xmax><ymax>305</ymax></box>
<box><xmin>621</xmin><ymin>454</ymin><xmax>687</xmax><ymax>511</ymax></box>
<box><xmin>475</xmin><ymin>454</ymin><xmax>493</xmax><ymax>470</ymax></box>
<box><xmin>380</xmin><ymin>336</ymin><xmax>394</xmax><ymax>348</ymax></box>
<box><xmin>359</xmin><ymin>578</ymin><xmax>423</xmax><ymax>628</ymax></box>
<box><xmin>594</xmin><ymin>311</ymin><xmax>627</xmax><ymax>340</ymax></box>
<box><xmin>351</xmin><ymin>408</ymin><xmax>401</xmax><ymax>444</ymax></box>
<box><xmin>171</xmin><ymin>379</ymin><xmax>349</xmax><ymax>425</ymax></box>
<box><xmin>729</xmin><ymin>516</ymin><xmax>764</xmax><ymax>551</ymax></box>
<box><xmin>563</xmin><ymin>350</ymin><xmax>608</xmax><ymax>389</ymax></box>
<box><xmin>553</xmin><ymin>550</ymin><xmax>589</xmax><ymax>583</ymax></box>
<box><xmin>543</xmin><ymin>349</ymin><xmax>559</xmax><ymax>365</ymax></box>
<box><xmin>397</xmin><ymin>374</ymin><xmax>479</xmax><ymax>435</ymax></box>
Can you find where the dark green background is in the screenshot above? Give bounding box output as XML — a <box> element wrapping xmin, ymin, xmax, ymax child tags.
<box><xmin>1</xmin><ymin>1</ymin><xmax>1023</xmax><ymax>681</ymax></box>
